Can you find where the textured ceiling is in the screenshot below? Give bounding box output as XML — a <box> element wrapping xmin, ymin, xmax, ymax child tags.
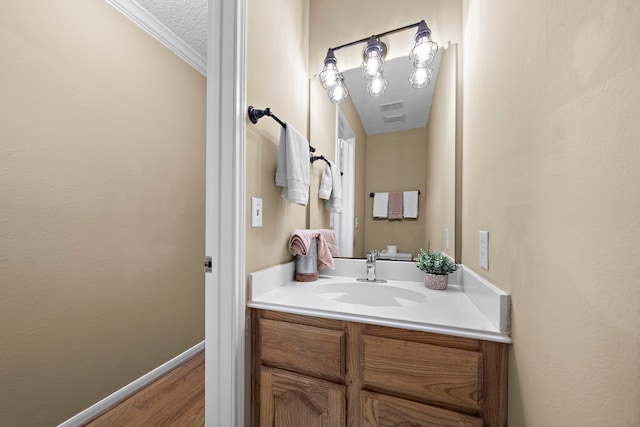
<box><xmin>136</xmin><ymin>0</ymin><xmax>208</xmax><ymax>59</ymax></box>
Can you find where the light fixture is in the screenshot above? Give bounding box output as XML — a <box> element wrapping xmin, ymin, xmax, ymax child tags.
<box><xmin>361</xmin><ymin>37</ymin><xmax>386</xmax><ymax>80</ymax></box>
<box><xmin>367</xmin><ymin>76</ymin><xmax>388</xmax><ymax>97</ymax></box>
<box><xmin>328</xmin><ymin>81</ymin><xmax>349</xmax><ymax>104</ymax></box>
<box><xmin>319</xmin><ymin>20</ymin><xmax>438</xmax><ymax>104</ymax></box>
<box><xmin>319</xmin><ymin>49</ymin><xmax>342</xmax><ymax>89</ymax></box>
<box><xmin>410</xmin><ymin>20</ymin><xmax>438</xmax><ymax>67</ymax></box>
<box><xmin>409</xmin><ymin>66</ymin><xmax>433</xmax><ymax>89</ymax></box>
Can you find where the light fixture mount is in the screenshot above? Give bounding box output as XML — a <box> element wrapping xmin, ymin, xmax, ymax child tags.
<box><xmin>361</xmin><ymin>37</ymin><xmax>387</xmax><ymax>62</ymax></box>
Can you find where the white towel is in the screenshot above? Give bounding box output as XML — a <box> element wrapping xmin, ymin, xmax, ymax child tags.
<box><xmin>373</xmin><ymin>192</ymin><xmax>389</xmax><ymax>218</ymax></box>
<box><xmin>324</xmin><ymin>160</ymin><xmax>342</xmax><ymax>213</ymax></box>
<box><xmin>318</xmin><ymin>163</ymin><xmax>332</xmax><ymax>200</ymax></box>
<box><xmin>275</xmin><ymin>124</ymin><xmax>310</xmax><ymax>205</ymax></box>
<box><xmin>403</xmin><ymin>190</ymin><xmax>419</xmax><ymax>218</ymax></box>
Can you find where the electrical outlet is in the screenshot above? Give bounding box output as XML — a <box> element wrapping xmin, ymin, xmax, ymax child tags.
<box><xmin>479</xmin><ymin>230</ymin><xmax>489</xmax><ymax>269</ymax></box>
<box><xmin>251</xmin><ymin>197</ymin><xmax>262</xmax><ymax>227</ymax></box>
<box><xmin>444</xmin><ymin>228</ymin><xmax>450</xmax><ymax>251</ymax></box>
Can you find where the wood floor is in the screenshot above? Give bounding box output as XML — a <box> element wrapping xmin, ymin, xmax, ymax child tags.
<box><xmin>84</xmin><ymin>350</ymin><xmax>205</xmax><ymax>427</ymax></box>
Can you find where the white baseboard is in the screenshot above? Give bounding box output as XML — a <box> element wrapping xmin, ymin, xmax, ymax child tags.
<box><xmin>57</xmin><ymin>340</ymin><xmax>205</xmax><ymax>427</ymax></box>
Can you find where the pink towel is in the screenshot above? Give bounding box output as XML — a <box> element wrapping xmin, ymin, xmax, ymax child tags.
<box><xmin>388</xmin><ymin>192</ymin><xmax>403</xmax><ymax>219</ymax></box>
<box><xmin>288</xmin><ymin>229</ymin><xmax>316</xmax><ymax>256</ymax></box>
<box><xmin>288</xmin><ymin>229</ymin><xmax>335</xmax><ymax>271</ymax></box>
<box><xmin>319</xmin><ymin>229</ymin><xmax>340</xmax><ymax>257</ymax></box>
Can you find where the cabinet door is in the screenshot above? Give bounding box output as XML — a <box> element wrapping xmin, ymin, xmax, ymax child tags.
<box><xmin>361</xmin><ymin>335</ymin><xmax>482</xmax><ymax>411</ymax></box>
<box><xmin>260</xmin><ymin>367</ymin><xmax>346</xmax><ymax>427</ymax></box>
<box><xmin>361</xmin><ymin>391</ymin><xmax>482</xmax><ymax>427</ymax></box>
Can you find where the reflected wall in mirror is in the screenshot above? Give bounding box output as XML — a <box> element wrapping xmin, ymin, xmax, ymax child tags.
<box><xmin>308</xmin><ymin>0</ymin><xmax>462</xmax><ymax>261</ymax></box>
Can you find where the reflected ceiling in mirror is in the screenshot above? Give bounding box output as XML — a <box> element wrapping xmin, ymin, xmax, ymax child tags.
<box><xmin>341</xmin><ymin>48</ymin><xmax>443</xmax><ymax>135</ymax></box>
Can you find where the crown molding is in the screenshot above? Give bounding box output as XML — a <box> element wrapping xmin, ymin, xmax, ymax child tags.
<box><xmin>105</xmin><ymin>0</ymin><xmax>206</xmax><ymax>76</ymax></box>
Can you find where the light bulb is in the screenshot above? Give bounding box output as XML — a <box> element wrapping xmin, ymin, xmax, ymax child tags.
<box><xmin>361</xmin><ymin>37</ymin><xmax>386</xmax><ymax>80</ymax></box>
<box><xmin>367</xmin><ymin>76</ymin><xmax>388</xmax><ymax>97</ymax></box>
<box><xmin>320</xmin><ymin>62</ymin><xmax>341</xmax><ymax>89</ymax></box>
<box><xmin>362</xmin><ymin>51</ymin><xmax>383</xmax><ymax>79</ymax></box>
<box><xmin>409</xmin><ymin>67</ymin><xmax>433</xmax><ymax>89</ymax></box>
<box><xmin>410</xmin><ymin>36</ymin><xmax>438</xmax><ymax>67</ymax></box>
<box><xmin>328</xmin><ymin>82</ymin><xmax>348</xmax><ymax>104</ymax></box>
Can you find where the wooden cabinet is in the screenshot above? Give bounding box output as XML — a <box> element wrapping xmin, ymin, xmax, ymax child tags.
<box><xmin>252</xmin><ymin>310</ymin><xmax>508</xmax><ymax>427</ymax></box>
<box><xmin>260</xmin><ymin>367</ymin><xmax>345</xmax><ymax>427</ymax></box>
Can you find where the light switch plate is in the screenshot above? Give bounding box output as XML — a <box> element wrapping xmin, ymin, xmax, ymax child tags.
<box><xmin>251</xmin><ymin>197</ymin><xmax>262</xmax><ymax>227</ymax></box>
<box><xmin>479</xmin><ymin>230</ymin><xmax>489</xmax><ymax>269</ymax></box>
<box><xmin>444</xmin><ymin>228</ymin><xmax>450</xmax><ymax>251</ymax></box>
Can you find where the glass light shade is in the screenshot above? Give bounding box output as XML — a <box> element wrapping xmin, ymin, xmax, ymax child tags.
<box><xmin>362</xmin><ymin>50</ymin><xmax>384</xmax><ymax>80</ymax></box>
<box><xmin>328</xmin><ymin>82</ymin><xmax>348</xmax><ymax>104</ymax></box>
<box><xmin>409</xmin><ymin>66</ymin><xmax>433</xmax><ymax>89</ymax></box>
<box><xmin>367</xmin><ymin>76</ymin><xmax>388</xmax><ymax>97</ymax></box>
<box><xmin>319</xmin><ymin>62</ymin><xmax>341</xmax><ymax>90</ymax></box>
<box><xmin>410</xmin><ymin>36</ymin><xmax>438</xmax><ymax>67</ymax></box>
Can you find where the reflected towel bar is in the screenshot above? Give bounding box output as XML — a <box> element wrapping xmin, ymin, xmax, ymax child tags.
<box><xmin>370</xmin><ymin>191</ymin><xmax>420</xmax><ymax>197</ymax></box>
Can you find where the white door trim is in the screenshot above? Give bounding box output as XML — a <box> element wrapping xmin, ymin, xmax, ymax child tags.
<box><xmin>205</xmin><ymin>0</ymin><xmax>246</xmax><ymax>425</ymax></box>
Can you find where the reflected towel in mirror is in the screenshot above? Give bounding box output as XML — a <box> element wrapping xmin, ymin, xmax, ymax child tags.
<box><xmin>319</xmin><ymin>160</ymin><xmax>342</xmax><ymax>213</ymax></box>
<box><xmin>403</xmin><ymin>190</ymin><xmax>419</xmax><ymax>218</ymax></box>
<box><xmin>373</xmin><ymin>192</ymin><xmax>389</xmax><ymax>218</ymax></box>
<box><xmin>319</xmin><ymin>229</ymin><xmax>340</xmax><ymax>257</ymax></box>
<box><xmin>388</xmin><ymin>192</ymin><xmax>403</xmax><ymax>219</ymax></box>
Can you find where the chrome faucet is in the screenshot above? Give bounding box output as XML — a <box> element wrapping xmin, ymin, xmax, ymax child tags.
<box><xmin>366</xmin><ymin>250</ymin><xmax>379</xmax><ymax>281</ymax></box>
<box><xmin>357</xmin><ymin>250</ymin><xmax>386</xmax><ymax>283</ymax></box>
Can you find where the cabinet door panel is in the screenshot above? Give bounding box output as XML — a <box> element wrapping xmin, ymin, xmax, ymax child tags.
<box><xmin>362</xmin><ymin>391</ymin><xmax>482</xmax><ymax>427</ymax></box>
<box><xmin>260</xmin><ymin>367</ymin><xmax>346</xmax><ymax>427</ymax></box>
<box><xmin>362</xmin><ymin>335</ymin><xmax>481</xmax><ymax>410</ymax></box>
<box><xmin>260</xmin><ymin>318</ymin><xmax>345</xmax><ymax>380</ymax></box>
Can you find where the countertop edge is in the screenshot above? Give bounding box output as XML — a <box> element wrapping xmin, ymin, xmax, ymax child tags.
<box><xmin>247</xmin><ymin>301</ymin><xmax>512</xmax><ymax>344</ymax></box>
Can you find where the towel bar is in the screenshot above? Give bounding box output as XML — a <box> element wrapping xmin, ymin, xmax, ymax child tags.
<box><xmin>370</xmin><ymin>191</ymin><xmax>420</xmax><ymax>197</ymax></box>
<box><xmin>247</xmin><ymin>105</ymin><xmax>316</xmax><ymax>152</ymax></box>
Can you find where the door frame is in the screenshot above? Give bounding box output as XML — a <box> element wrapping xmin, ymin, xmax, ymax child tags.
<box><xmin>205</xmin><ymin>0</ymin><xmax>246</xmax><ymax>425</ymax></box>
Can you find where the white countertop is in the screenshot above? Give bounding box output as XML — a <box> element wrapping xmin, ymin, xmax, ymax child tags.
<box><xmin>248</xmin><ymin>260</ymin><xmax>511</xmax><ymax>343</ymax></box>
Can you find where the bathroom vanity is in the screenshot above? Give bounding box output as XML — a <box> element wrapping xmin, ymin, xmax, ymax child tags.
<box><xmin>248</xmin><ymin>259</ymin><xmax>511</xmax><ymax>427</ymax></box>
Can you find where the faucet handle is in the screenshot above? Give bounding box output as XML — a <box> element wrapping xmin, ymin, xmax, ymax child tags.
<box><xmin>370</xmin><ymin>249</ymin><xmax>379</xmax><ymax>259</ymax></box>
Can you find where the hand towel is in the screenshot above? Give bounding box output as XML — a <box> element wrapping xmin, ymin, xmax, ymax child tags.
<box><xmin>319</xmin><ymin>229</ymin><xmax>340</xmax><ymax>257</ymax></box>
<box><xmin>373</xmin><ymin>192</ymin><xmax>389</xmax><ymax>218</ymax></box>
<box><xmin>388</xmin><ymin>192</ymin><xmax>403</xmax><ymax>219</ymax></box>
<box><xmin>324</xmin><ymin>160</ymin><xmax>343</xmax><ymax>214</ymax></box>
<box><xmin>288</xmin><ymin>229</ymin><xmax>316</xmax><ymax>256</ymax></box>
<box><xmin>318</xmin><ymin>163</ymin><xmax>332</xmax><ymax>200</ymax></box>
<box><xmin>403</xmin><ymin>190</ymin><xmax>419</xmax><ymax>218</ymax></box>
<box><xmin>275</xmin><ymin>124</ymin><xmax>310</xmax><ymax>205</ymax></box>
<box><xmin>288</xmin><ymin>229</ymin><xmax>335</xmax><ymax>271</ymax></box>
<box><xmin>314</xmin><ymin>231</ymin><xmax>335</xmax><ymax>271</ymax></box>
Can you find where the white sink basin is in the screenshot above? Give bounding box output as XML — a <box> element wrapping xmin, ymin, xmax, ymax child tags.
<box><xmin>312</xmin><ymin>282</ymin><xmax>427</xmax><ymax>307</ymax></box>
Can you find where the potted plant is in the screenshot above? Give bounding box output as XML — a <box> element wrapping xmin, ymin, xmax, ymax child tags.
<box><xmin>414</xmin><ymin>249</ymin><xmax>459</xmax><ymax>290</ymax></box>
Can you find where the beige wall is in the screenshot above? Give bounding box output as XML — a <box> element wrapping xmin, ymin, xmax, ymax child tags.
<box><xmin>245</xmin><ymin>0</ymin><xmax>310</xmax><ymax>274</ymax></box>
<box><xmin>463</xmin><ymin>0</ymin><xmax>640</xmax><ymax>425</ymax></box>
<box><xmin>365</xmin><ymin>128</ymin><xmax>427</xmax><ymax>256</ymax></box>
<box><xmin>0</xmin><ymin>1</ymin><xmax>206</xmax><ymax>425</ymax></box>
<box><xmin>425</xmin><ymin>45</ymin><xmax>457</xmax><ymax>258</ymax></box>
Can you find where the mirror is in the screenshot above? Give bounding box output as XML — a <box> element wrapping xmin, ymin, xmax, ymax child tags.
<box><xmin>309</xmin><ymin>0</ymin><xmax>461</xmax><ymax>261</ymax></box>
